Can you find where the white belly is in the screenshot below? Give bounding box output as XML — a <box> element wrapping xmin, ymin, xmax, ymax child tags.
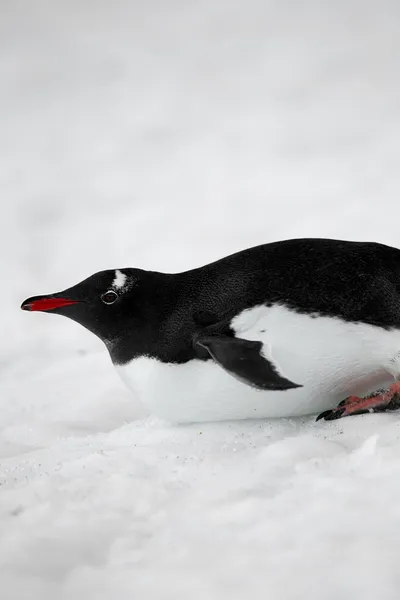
<box><xmin>115</xmin><ymin>304</ymin><xmax>400</xmax><ymax>423</ymax></box>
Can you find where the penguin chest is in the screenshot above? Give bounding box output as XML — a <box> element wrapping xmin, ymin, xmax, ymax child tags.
<box><xmin>115</xmin><ymin>304</ymin><xmax>400</xmax><ymax>423</ymax></box>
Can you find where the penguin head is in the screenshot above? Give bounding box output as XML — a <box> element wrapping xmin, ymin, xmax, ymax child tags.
<box><xmin>20</xmin><ymin>268</ymin><xmax>151</xmax><ymax>347</ymax></box>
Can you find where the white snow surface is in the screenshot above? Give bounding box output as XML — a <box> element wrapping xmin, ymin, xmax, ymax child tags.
<box><xmin>2</xmin><ymin>1</ymin><xmax>400</xmax><ymax>598</ymax></box>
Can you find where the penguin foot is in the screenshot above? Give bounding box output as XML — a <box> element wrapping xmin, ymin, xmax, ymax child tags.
<box><xmin>316</xmin><ymin>382</ymin><xmax>400</xmax><ymax>421</ymax></box>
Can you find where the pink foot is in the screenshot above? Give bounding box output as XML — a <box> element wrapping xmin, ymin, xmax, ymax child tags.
<box><xmin>317</xmin><ymin>382</ymin><xmax>400</xmax><ymax>421</ymax></box>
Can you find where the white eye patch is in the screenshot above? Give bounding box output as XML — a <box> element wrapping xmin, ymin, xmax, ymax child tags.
<box><xmin>112</xmin><ymin>270</ymin><xmax>127</xmax><ymax>290</ymax></box>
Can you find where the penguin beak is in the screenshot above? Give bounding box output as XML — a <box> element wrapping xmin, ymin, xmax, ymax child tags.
<box><xmin>21</xmin><ymin>294</ymin><xmax>81</xmax><ymax>312</ymax></box>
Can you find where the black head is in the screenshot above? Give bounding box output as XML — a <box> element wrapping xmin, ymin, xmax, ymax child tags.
<box><xmin>21</xmin><ymin>268</ymin><xmax>176</xmax><ymax>362</ymax></box>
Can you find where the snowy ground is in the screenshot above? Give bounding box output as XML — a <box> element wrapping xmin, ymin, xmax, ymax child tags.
<box><xmin>2</xmin><ymin>1</ymin><xmax>400</xmax><ymax>598</ymax></box>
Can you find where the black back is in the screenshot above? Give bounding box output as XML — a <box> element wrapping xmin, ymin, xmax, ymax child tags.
<box><xmin>111</xmin><ymin>238</ymin><xmax>400</xmax><ymax>364</ymax></box>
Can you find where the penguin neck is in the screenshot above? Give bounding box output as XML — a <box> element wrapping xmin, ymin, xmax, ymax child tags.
<box><xmin>103</xmin><ymin>270</ymin><xmax>196</xmax><ymax>366</ymax></box>
<box><xmin>105</xmin><ymin>266</ymin><xmax>241</xmax><ymax>367</ymax></box>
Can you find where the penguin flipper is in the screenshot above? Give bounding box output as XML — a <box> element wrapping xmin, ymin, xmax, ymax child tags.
<box><xmin>194</xmin><ymin>334</ymin><xmax>302</xmax><ymax>391</ymax></box>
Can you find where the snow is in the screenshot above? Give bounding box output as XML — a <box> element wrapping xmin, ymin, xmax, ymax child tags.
<box><xmin>2</xmin><ymin>0</ymin><xmax>400</xmax><ymax>598</ymax></box>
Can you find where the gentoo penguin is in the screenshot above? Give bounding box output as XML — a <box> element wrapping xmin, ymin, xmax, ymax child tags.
<box><xmin>21</xmin><ymin>238</ymin><xmax>400</xmax><ymax>423</ymax></box>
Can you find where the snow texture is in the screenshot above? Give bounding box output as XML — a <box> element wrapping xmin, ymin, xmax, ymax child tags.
<box><xmin>2</xmin><ymin>1</ymin><xmax>400</xmax><ymax>598</ymax></box>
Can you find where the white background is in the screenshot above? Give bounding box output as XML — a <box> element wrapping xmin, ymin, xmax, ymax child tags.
<box><xmin>1</xmin><ymin>1</ymin><xmax>400</xmax><ymax>598</ymax></box>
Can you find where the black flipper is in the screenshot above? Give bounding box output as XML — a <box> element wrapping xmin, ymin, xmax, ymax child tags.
<box><xmin>194</xmin><ymin>334</ymin><xmax>302</xmax><ymax>391</ymax></box>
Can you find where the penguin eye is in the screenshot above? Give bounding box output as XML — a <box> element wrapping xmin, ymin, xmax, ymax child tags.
<box><xmin>101</xmin><ymin>290</ymin><xmax>118</xmax><ymax>305</ymax></box>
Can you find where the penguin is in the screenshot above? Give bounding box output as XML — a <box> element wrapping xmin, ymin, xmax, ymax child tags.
<box><xmin>20</xmin><ymin>238</ymin><xmax>400</xmax><ymax>423</ymax></box>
